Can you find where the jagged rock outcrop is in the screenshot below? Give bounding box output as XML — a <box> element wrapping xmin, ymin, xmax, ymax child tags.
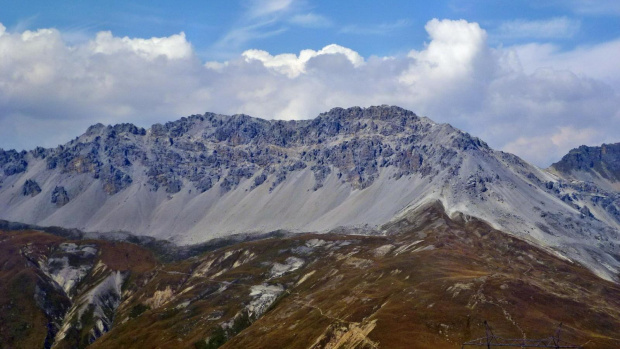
<box><xmin>548</xmin><ymin>142</ymin><xmax>620</xmax><ymax>245</ymax></box>
<box><xmin>551</xmin><ymin>142</ymin><xmax>620</xmax><ymax>182</ymax></box>
<box><xmin>22</xmin><ymin>179</ymin><xmax>42</xmax><ymax>197</ymax></box>
<box><xmin>0</xmin><ymin>149</ymin><xmax>28</xmax><ymax>176</ymax></box>
<box><xmin>51</xmin><ymin>186</ymin><xmax>70</xmax><ymax>207</ymax></box>
<box><xmin>5</xmin><ymin>106</ymin><xmax>482</xmax><ymax>195</ymax></box>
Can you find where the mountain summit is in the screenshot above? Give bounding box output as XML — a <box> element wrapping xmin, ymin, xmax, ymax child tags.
<box><xmin>550</xmin><ymin>142</ymin><xmax>620</xmax><ymax>191</ymax></box>
<box><xmin>0</xmin><ymin>106</ymin><xmax>619</xmax><ymax>281</ymax></box>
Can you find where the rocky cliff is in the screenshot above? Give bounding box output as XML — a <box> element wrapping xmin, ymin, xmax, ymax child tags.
<box><xmin>550</xmin><ymin>142</ymin><xmax>620</xmax><ymax>191</ymax></box>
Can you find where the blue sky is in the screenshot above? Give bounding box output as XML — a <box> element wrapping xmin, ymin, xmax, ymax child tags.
<box><xmin>3</xmin><ymin>1</ymin><xmax>619</xmax><ymax>58</ymax></box>
<box><xmin>0</xmin><ymin>0</ymin><xmax>619</xmax><ymax>166</ymax></box>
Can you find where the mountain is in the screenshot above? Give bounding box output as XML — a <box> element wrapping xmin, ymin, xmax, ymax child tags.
<box><xmin>550</xmin><ymin>142</ymin><xmax>620</xmax><ymax>191</ymax></box>
<box><xmin>2</xmin><ymin>202</ymin><xmax>620</xmax><ymax>348</ymax></box>
<box><xmin>0</xmin><ymin>106</ymin><xmax>619</xmax><ymax>283</ymax></box>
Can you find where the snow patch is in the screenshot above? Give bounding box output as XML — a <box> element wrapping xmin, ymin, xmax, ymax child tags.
<box><xmin>447</xmin><ymin>282</ymin><xmax>473</xmax><ymax>298</ymax></box>
<box><xmin>270</xmin><ymin>257</ymin><xmax>305</xmax><ymax>278</ymax></box>
<box><xmin>306</xmin><ymin>239</ymin><xmax>327</xmax><ymax>248</ymax></box>
<box><xmin>373</xmin><ymin>244</ymin><xmax>395</xmax><ymax>257</ymax></box>
<box><xmin>55</xmin><ymin>270</ymin><xmax>125</xmax><ymax>344</ymax></box>
<box><xmin>247</xmin><ymin>284</ymin><xmax>284</xmax><ymax>318</ymax></box>
<box><xmin>393</xmin><ymin>240</ymin><xmax>423</xmax><ymax>256</ymax></box>
<box><xmin>41</xmin><ymin>243</ymin><xmax>98</xmax><ymax>295</ymax></box>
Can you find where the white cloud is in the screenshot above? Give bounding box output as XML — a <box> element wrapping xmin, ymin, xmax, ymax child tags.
<box><xmin>247</xmin><ymin>0</ymin><xmax>295</xmax><ymax>18</ymax></box>
<box><xmin>513</xmin><ymin>39</ymin><xmax>620</xmax><ymax>90</ymax></box>
<box><xmin>90</xmin><ymin>31</ymin><xmax>193</xmax><ymax>60</ymax></box>
<box><xmin>9</xmin><ymin>15</ymin><xmax>39</xmax><ymax>33</ymax></box>
<box><xmin>289</xmin><ymin>13</ymin><xmax>332</xmax><ymax>28</ymax></box>
<box><xmin>0</xmin><ymin>19</ymin><xmax>619</xmax><ymax>168</ymax></box>
<box><xmin>212</xmin><ymin>0</ymin><xmax>298</xmax><ymax>56</ymax></box>
<box><xmin>503</xmin><ymin>127</ymin><xmax>602</xmax><ymax>166</ymax></box>
<box><xmin>402</xmin><ymin>19</ymin><xmax>489</xmax><ymax>83</ymax></box>
<box><xmin>212</xmin><ymin>0</ymin><xmax>330</xmax><ymax>57</ymax></box>
<box><xmin>497</xmin><ymin>17</ymin><xmax>580</xmax><ymax>39</ymax></box>
<box><xmin>241</xmin><ymin>44</ymin><xmax>364</xmax><ymax>77</ymax></box>
<box><xmin>0</xmin><ymin>27</ymin><xmax>211</xmax><ymax>150</ymax></box>
<box><xmin>212</xmin><ymin>21</ymin><xmax>287</xmax><ymax>55</ymax></box>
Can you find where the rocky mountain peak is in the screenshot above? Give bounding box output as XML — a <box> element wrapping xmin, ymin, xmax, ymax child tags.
<box><xmin>551</xmin><ymin>142</ymin><xmax>620</xmax><ymax>182</ymax></box>
<box><xmin>316</xmin><ymin>105</ymin><xmax>418</xmax><ymax>121</ymax></box>
<box><xmin>84</xmin><ymin>122</ymin><xmax>146</xmax><ymax>138</ymax></box>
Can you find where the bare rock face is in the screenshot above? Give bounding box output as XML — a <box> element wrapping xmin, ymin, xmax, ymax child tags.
<box><xmin>22</xmin><ymin>179</ymin><xmax>42</xmax><ymax>197</ymax></box>
<box><xmin>3</xmin><ymin>106</ymin><xmax>490</xmax><ymax>198</ymax></box>
<box><xmin>51</xmin><ymin>186</ymin><xmax>70</xmax><ymax>207</ymax></box>
<box><xmin>9</xmin><ymin>105</ymin><xmax>480</xmax><ymax>197</ymax></box>
<box><xmin>1</xmin><ymin>149</ymin><xmax>28</xmax><ymax>176</ymax></box>
<box><xmin>551</xmin><ymin>142</ymin><xmax>620</xmax><ymax>182</ymax></box>
<box><xmin>549</xmin><ymin>142</ymin><xmax>620</xmax><ymax>233</ymax></box>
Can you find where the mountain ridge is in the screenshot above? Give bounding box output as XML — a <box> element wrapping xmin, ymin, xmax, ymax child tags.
<box><xmin>550</xmin><ymin>142</ymin><xmax>620</xmax><ymax>191</ymax></box>
<box><xmin>0</xmin><ymin>105</ymin><xmax>619</xmax><ymax>282</ymax></box>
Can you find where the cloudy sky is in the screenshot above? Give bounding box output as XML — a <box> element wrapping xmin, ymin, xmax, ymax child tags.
<box><xmin>1</xmin><ymin>0</ymin><xmax>619</xmax><ymax>166</ymax></box>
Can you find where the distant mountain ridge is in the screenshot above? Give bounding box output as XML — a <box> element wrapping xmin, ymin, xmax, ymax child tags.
<box><xmin>0</xmin><ymin>105</ymin><xmax>619</xmax><ymax>282</ymax></box>
<box><xmin>550</xmin><ymin>142</ymin><xmax>620</xmax><ymax>191</ymax></box>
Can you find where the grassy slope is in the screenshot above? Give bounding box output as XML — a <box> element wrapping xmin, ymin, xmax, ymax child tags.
<box><xmin>0</xmin><ymin>231</ymin><xmax>63</xmax><ymax>349</ymax></box>
<box><xmin>0</xmin><ymin>230</ymin><xmax>159</xmax><ymax>349</ymax></box>
<box><xmin>91</xmin><ymin>203</ymin><xmax>620</xmax><ymax>349</ymax></box>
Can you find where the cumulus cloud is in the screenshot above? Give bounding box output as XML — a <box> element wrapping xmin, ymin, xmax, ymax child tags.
<box><xmin>0</xmin><ymin>25</ymin><xmax>211</xmax><ymax>150</ymax></box>
<box><xmin>90</xmin><ymin>31</ymin><xmax>193</xmax><ymax>60</ymax></box>
<box><xmin>241</xmin><ymin>44</ymin><xmax>364</xmax><ymax>77</ymax></box>
<box><xmin>0</xmin><ymin>19</ymin><xmax>619</xmax><ymax>167</ymax></box>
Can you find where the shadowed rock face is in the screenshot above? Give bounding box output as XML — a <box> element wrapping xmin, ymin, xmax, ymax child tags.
<box><xmin>549</xmin><ymin>143</ymin><xmax>620</xmax><ymax>238</ymax></box>
<box><xmin>51</xmin><ymin>186</ymin><xmax>70</xmax><ymax>207</ymax></box>
<box><xmin>0</xmin><ymin>149</ymin><xmax>28</xmax><ymax>176</ymax></box>
<box><xmin>551</xmin><ymin>142</ymin><xmax>620</xmax><ymax>182</ymax></box>
<box><xmin>22</xmin><ymin>179</ymin><xmax>42</xmax><ymax>197</ymax></box>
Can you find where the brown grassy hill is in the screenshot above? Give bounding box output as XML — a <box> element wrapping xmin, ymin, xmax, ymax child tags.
<box><xmin>0</xmin><ymin>230</ymin><xmax>65</xmax><ymax>349</ymax></box>
<box><xmin>0</xmin><ymin>230</ymin><xmax>158</xmax><ymax>349</ymax></box>
<box><xmin>88</xmin><ymin>202</ymin><xmax>620</xmax><ymax>349</ymax></box>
